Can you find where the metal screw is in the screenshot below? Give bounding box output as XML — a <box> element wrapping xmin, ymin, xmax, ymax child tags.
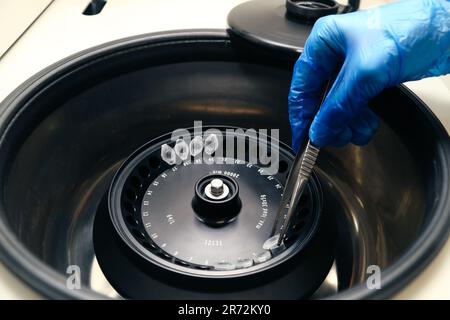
<box><xmin>210</xmin><ymin>178</ymin><xmax>224</xmax><ymax>196</ymax></box>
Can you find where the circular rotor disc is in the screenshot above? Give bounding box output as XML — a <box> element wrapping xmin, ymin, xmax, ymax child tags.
<box><xmin>142</xmin><ymin>160</ymin><xmax>284</xmax><ymax>268</ymax></box>
<box><xmin>108</xmin><ymin>128</ymin><xmax>322</xmax><ymax>278</ymax></box>
<box><xmin>94</xmin><ymin>127</ymin><xmax>335</xmax><ymax>298</ymax></box>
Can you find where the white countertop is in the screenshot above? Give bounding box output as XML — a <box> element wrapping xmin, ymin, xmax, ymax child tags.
<box><xmin>0</xmin><ymin>0</ymin><xmax>449</xmax><ymax>299</ymax></box>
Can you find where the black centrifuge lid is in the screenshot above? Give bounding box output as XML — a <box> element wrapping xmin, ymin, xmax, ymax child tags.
<box><xmin>227</xmin><ymin>0</ymin><xmax>359</xmax><ymax>54</ymax></box>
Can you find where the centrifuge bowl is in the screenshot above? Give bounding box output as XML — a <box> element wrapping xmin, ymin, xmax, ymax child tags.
<box><xmin>0</xmin><ymin>30</ymin><xmax>449</xmax><ymax>299</ymax></box>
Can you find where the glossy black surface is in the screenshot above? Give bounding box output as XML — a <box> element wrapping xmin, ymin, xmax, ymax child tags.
<box><xmin>98</xmin><ymin>128</ymin><xmax>331</xmax><ymax>298</ymax></box>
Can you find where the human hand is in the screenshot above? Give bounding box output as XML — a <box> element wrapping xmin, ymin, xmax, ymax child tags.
<box><xmin>289</xmin><ymin>0</ymin><xmax>450</xmax><ymax>149</ymax></box>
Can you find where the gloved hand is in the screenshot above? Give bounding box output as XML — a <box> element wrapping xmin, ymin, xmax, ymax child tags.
<box><xmin>289</xmin><ymin>0</ymin><xmax>450</xmax><ymax>150</ymax></box>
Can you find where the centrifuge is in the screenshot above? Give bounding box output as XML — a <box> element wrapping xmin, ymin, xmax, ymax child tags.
<box><xmin>0</xmin><ymin>0</ymin><xmax>449</xmax><ymax>299</ymax></box>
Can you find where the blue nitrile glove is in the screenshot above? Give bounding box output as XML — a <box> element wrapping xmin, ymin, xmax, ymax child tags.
<box><xmin>288</xmin><ymin>0</ymin><xmax>450</xmax><ymax>150</ymax></box>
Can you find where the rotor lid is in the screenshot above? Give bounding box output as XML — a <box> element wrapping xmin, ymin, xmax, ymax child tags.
<box><xmin>227</xmin><ymin>0</ymin><xmax>358</xmax><ymax>54</ymax></box>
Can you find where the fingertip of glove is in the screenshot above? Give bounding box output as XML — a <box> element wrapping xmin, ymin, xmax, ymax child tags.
<box><xmin>309</xmin><ymin>119</ymin><xmax>327</xmax><ymax>147</ymax></box>
<box><xmin>309</xmin><ymin>131</ymin><xmax>326</xmax><ymax>148</ymax></box>
<box><xmin>332</xmin><ymin>127</ymin><xmax>353</xmax><ymax>147</ymax></box>
<box><xmin>310</xmin><ymin>125</ymin><xmax>352</xmax><ymax>148</ymax></box>
<box><xmin>351</xmin><ymin>134</ymin><xmax>372</xmax><ymax>146</ymax></box>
